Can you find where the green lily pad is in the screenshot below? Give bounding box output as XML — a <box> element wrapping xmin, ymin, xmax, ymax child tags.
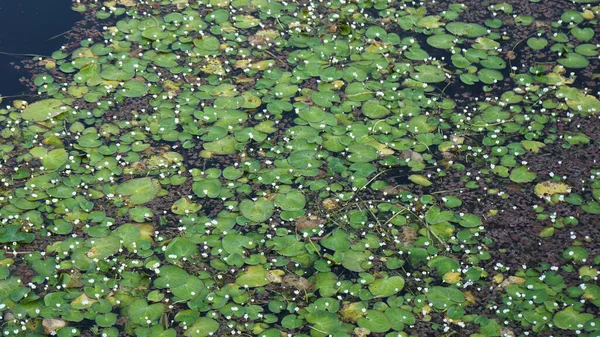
<box><xmin>154</xmin><ymin>266</ymin><xmax>189</xmax><ymax>289</ymax></box>
<box><xmin>558</xmin><ymin>53</ymin><xmax>590</xmax><ymax>69</ymax></box>
<box><xmin>427</xmin><ymin>34</ymin><xmax>456</xmax><ymax>49</ymax></box>
<box><xmin>417</xmin><ymin>15</ymin><xmax>444</xmax><ymax>29</ymax></box>
<box><xmin>362</xmin><ymin>100</ymin><xmax>390</xmax><ymax>119</ymax></box>
<box><xmin>192</xmin><ymin>179</ymin><xmax>222</xmax><ymax>198</ymax></box>
<box><xmin>274</xmin><ymin>190</ymin><xmax>306</xmax><ymax>211</ymax></box>
<box><xmin>288</xmin><ymin>150</ymin><xmax>322</xmax><ymax>169</ymax></box>
<box><xmin>116</xmin><ymin>177</ymin><xmax>161</xmax><ymax>205</ymax></box>
<box><xmin>411</xmin><ymin>65</ymin><xmax>447</xmax><ymax>83</ymax></box>
<box><xmin>368</xmin><ymin>275</ymin><xmax>405</xmax><ymax>298</ymax></box>
<box><xmin>509</xmin><ymin>166</ymin><xmax>537</xmax><ymax>183</ymax></box>
<box><xmin>446</xmin><ymin>22</ymin><xmax>488</xmax><ymax>37</ymax></box>
<box><xmin>21</xmin><ymin>99</ymin><xmax>68</xmax><ymax>121</ymax></box>
<box><xmin>298</xmin><ymin>106</ymin><xmax>326</xmax><ymax>123</ymax></box>
<box><xmin>473</xmin><ymin>37</ymin><xmax>500</xmax><ymax>50</ymax></box>
<box><xmin>357</xmin><ymin>310</ymin><xmax>391</xmax><ymax>333</ymax></box>
<box><xmin>427</xmin><ymin>286</ymin><xmax>465</xmax><ymax>310</ymax></box>
<box><xmin>164</xmin><ymin>237</ymin><xmax>199</xmax><ymax>264</ymax></box>
<box><xmin>347</xmin><ymin>144</ymin><xmax>379</xmax><ymax>163</ymax></box>
<box><xmin>425</xmin><ymin>206</ymin><xmax>454</xmax><ymax>224</ymax></box>
<box><xmin>342</xmin><ymin>250</ymin><xmax>370</xmax><ymax>272</ymax></box>
<box><xmin>407</xmin><ymin>115</ymin><xmax>437</xmax><ymax>133</ymax></box>
<box><xmin>184</xmin><ymin>317</ymin><xmax>220</xmax><ymax>337</ymax></box>
<box><xmin>171</xmin><ymin>276</ymin><xmax>204</xmax><ymax>300</ymax></box>
<box><xmin>320</xmin><ymin>229</ymin><xmax>351</xmax><ymax>251</ymax></box>
<box><xmin>236</xmin><ymin>265</ymin><xmax>270</xmax><ymax>288</ymax></box>
<box><xmin>203</xmin><ymin>136</ymin><xmax>239</xmax><ymax>154</ymax></box>
<box><xmin>571</xmin><ymin>27</ymin><xmax>594</xmax><ymax>41</ymax></box>
<box><xmin>345</xmin><ymin>82</ymin><xmax>374</xmax><ymax>101</ymax></box>
<box><xmin>478</xmin><ymin>68</ymin><xmax>504</xmax><ymax>84</ymax></box>
<box><xmin>566</xmin><ymin>91</ymin><xmax>600</xmax><ymax>115</ymax></box>
<box><xmin>122</xmin><ymin>80</ymin><xmax>149</xmax><ymax>98</ymax></box>
<box><xmin>575</xmin><ymin>44</ymin><xmax>599</xmax><ymax>57</ymax></box>
<box><xmin>553</xmin><ymin>306</ymin><xmax>593</xmax><ymax>330</ymax></box>
<box><xmin>527</xmin><ymin>37</ymin><xmax>548</xmax><ymax>50</ymax></box>
<box><xmin>127</xmin><ymin>299</ymin><xmax>164</xmax><ymax>326</ymax></box>
<box><xmin>239</xmin><ymin>198</ymin><xmax>274</xmax><ymax>223</ymax></box>
<box><xmin>42</xmin><ymin>148</ymin><xmax>68</xmax><ymax>171</ymax></box>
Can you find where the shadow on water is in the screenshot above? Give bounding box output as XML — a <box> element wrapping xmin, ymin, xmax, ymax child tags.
<box><xmin>0</xmin><ymin>0</ymin><xmax>80</xmax><ymax>101</ymax></box>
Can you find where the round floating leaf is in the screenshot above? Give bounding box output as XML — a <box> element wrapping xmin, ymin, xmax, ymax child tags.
<box><xmin>563</xmin><ymin>247</ymin><xmax>589</xmax><ymax>262</ymax></box>
<box><xmin>416</xmin><ymin>15</ymin><xmax>444</xmax><ymax>29</ymax></box>
<box><xmin>236</xmin><ymin>265</ymin><xmax>269</xmax><ymax>288</ymax></box>
<box><xmin>203</xmin><ymin>136</ymin><xmax>239</xmax><ymax>154</ymax></box>
<box><xmin>482</xmin><ymin>106</ymin><xmax>510</xmax><ymax>123</ymax></box>
<box><xmin>171</xmin><ymin>277</ymin><xmax>204</xmax><ymax>300</ymax></box>
<box><xmin>407</xmin><ymin>115</ymin><xmax>437</xmax><ymax>133</ymax></box>
<box><xmin>288</xmin><ymin>150</ymin><xmax>322</xmax><ymax>169</ymax></box>
<box><xmin>320</xmin><ymin>229</ymin><xmax>350</xmax><ymax>251</ymax></box>
<box><xmin>171</xmin><ymin>197</ymin><xmax>202</xmax><ymax>215</ymax></box>
<box><xmin>362</xmin><ymin>100</ymin><xmax>390</xmax><ymax>118</ymax></box>
<box><xmin>480</xmin><ymin>56</ymin><xmax>506</xmax><ymax>69</ymax></box>
<box><xmin>527</xmin><ymin>37</ymin><xmax>548</xmax><ymax>50</ymax></box>
<box><xmin>347</xmin><ymin>145</ymin><xmax>379</xmax><ymax>163</ymax></box>
<box><xmin>274</xmin><ymin>190</ymin><xmax>306</xmax><ymax>211</ymax></box>
<box><xmin>154</xmin><ymin>266</ymin><xmax>189</xmax><ymax>289</ymax></box>
<box><xmin>192</xmin><ymin>179</ymin><xmax>222</xmax><ymax>198</ymax></box>
<box><xmin>342</xmin><ymin>250</ymin><xmax>370</xmax><ymax>272</ymax></box>
<box><xmin>427</xmin><ymin>34</ymin><xmax>456</xmax><ymax>49</ymax></box>
<box><xmin>571</xmin><ymin>27</ymin><xmax>594</xmax><ymax>41</ymax></box>
<box><xmin>473</xmin><ymin>37</ymin><xmax>500</xmax><ymax>50</ymax></box>
<box><xmin>411</xmin><ymin>65</ymin><xmax>446</xmax><ymax>83</ymax></box>
<box><xmin>122</xmin><ymin>80</ymin><xmax>149</xmax><ymax>98</ymax></box>
<box><xmin>566</xmin><ymin>91</ymin><xmax>600</xmax><ymax>115</ymax></box>
<box><xmin>100</xmin><ymin>65</ymin><xmax>134</xmax><ymax>81</ymax></box>
<box><xmin>553</xmin><ymin>306</ymin><xmax>593</xmax><ymax>330</ymax></box>
<box><xmin>509</xmin><ymin>166</ymin><xmax>537</xmax><ymax>183</ymax></box>
<box><xmin>87</xmin><ymin>235</ymin><xmax>120</xmax><ymax>259</ymax></box>
<box><xmin>239</xmin><ymin>198</ymin><xmax>274</xmax><ymax>223</ymax></box>
<box><xmin>459</xmin><ymin>214</ymin><xmax>482</xmax><ymax>228</ymax></box>
<box><xmin>345</xmin><ymin>82</ymin><xmax>374</xmax><ymax>101</ymax></box>
<box><xmin>575</xmin><ymin>44</ymin><xmax>599</xmax><ymax>57</ymax></box>
<box><xmin>142</xmin><ymin>26</ymin><xmax>167</xmax><ymax>40</ymax></box>
<box><xmin>428</xmin><ymin>256</ymin><xmax>460</xmax><ymax>275</ymax></box>
<box><xmin>21</xmin><ymin>99</ymin><xmax>68</xmax><ymax>122</ymax></box>
<box><xmin>42</xmin><ymin>148</ymin><xmax>68</xmax><ymax>171</ymax></box>
<box><xmin>558</xmin><ymin>53</ymin><xmax>590</xmax><ymax>69</ymax></box>
<box><xmin>368</xmin><ymin>276</ymin><xmax>405</xmax><ymax>298</ymax></box>
<box><xmin>298</xmin><ymin>107</ymin><xmax>326</xmax><ymax>123</ymax></box>
<box><xmin>164</xmin><ymin>237</ymin><xmax>199</xmax><ymax>264</ymax></box>
<box><xmin>116</xmin><ymin>177</ymin><xmax>161</xmax><ymax>205</ymax></box>
<box><xmin>446</xmin><ymin>22</ymin><xmax>488</xmax><ymax>37</ymax></box>
<box><xmin>127</xmin><ymin>299</ymin><xmax>164</xmax><ymax>326</ymax></box>
<box><xmin>357</xmin><ymin>310</ymin><xmax>391</xmax><ymax>333</ymax></box>
<box><xmin>185</xmin><ymin>317</ymin><xmax>220</xmax><ymax>337</ymax></box>
<box><xmin>425</xmin><ymin>206</ymin><xmax>454</xmax><ymax>224</ymax></box>
<box><xmin>478</xmin><ymin>68</ymin><xmax>504</xmax><ymax>84</ymax></box>
<box><xmin>151</xmin><ymin>53</ymin><xmax>179</xmax><ymax>68</ymax></box>
<box><xmin>427</xmin><ymin>286</ymin><xmax>465</xmax><ymax>310</ymax></box>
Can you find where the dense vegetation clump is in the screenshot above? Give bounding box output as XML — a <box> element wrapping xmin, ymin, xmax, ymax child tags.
<box><xmin>0</xmin><ymin>0</ymin><xmax>599</xmax><ymax>336</ymax></box>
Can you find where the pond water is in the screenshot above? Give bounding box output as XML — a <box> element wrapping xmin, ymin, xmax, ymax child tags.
<box><xmin>0</xmin><ymin>0</ymin><xmax>80</xmax><ymax>100</ymax></box>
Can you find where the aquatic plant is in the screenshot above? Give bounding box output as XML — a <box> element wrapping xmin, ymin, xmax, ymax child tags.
<box><xmin>0</xmin><ymin>0</ymin><xmax>599</xmax><ymax>336</ymax></box>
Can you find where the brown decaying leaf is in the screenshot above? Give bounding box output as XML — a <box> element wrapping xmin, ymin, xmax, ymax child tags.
<box><xmin>296</xmin><ymin>215</ymin><xmax>325</xmax><ymax>230</ymax></box>
<box><xmin>282</xmin><ymin>274</ymin><xmax>313</xmax><ymax>292</ymax></box>
<box><xmin>43</xmin><ymin>318</ymin><xmax>66</xmax><ymax>334</ymax></box>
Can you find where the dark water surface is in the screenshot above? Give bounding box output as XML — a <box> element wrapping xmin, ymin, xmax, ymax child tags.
<box><xmin>0</xmin><ymin>0</ymin><xmax>80</xmax><ymax>100</ymax></box>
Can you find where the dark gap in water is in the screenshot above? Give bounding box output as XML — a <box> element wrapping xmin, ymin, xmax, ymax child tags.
<box><xmin>0</xmin><ymin>0</ymin><xmax>80</xmax><ymax>102</ymax></box>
